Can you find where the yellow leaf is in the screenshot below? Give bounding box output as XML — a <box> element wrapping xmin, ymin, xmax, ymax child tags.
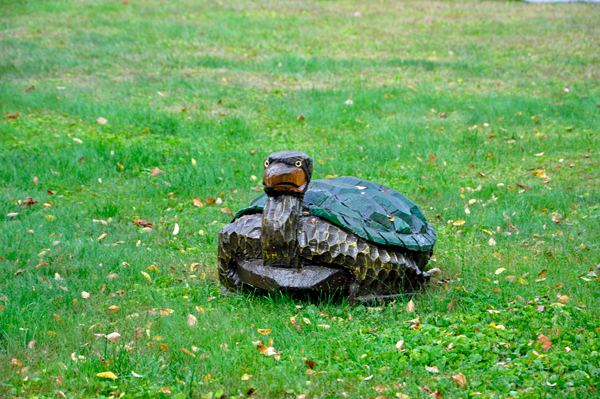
<box><xmin>494</xmin><ymin>267</ymin><xmax>506</xmax><ymax>275</ymax></box>
<box><xmin>146</xmin><ymin>265</ymin><xmax>159</xmax><ymax>271</ymax></box>
<box><xmin>196</xmin><ymin>306</ymin><xmax>205</xmax><ymax>314</ymax></box>
<box><xmin>160</xmin><ymin>343</ymin><xmax>168</xmax><ymax>351</ymax></box>
<box><xmin>538</xmin><ymin>269</ymin><xmax>548</xmax><ymax>278</ymax></box>
<box><xmin>97</xmin><ymin>233</ymin><xmax>108</xmax><ymax>241</ymax></box>
<box><xmin>452</xmin><ymin>220</ymin><xmax>466</xmax><ymax>226</ymax></box>
<box><xmin>257</xmin><ymin>329</ymin><xmax>271</xmax><ymax>335</ymax></box>
<box><xmin>191</xmin><ymin>158</ymin><xmax>197</xmax><ymax>166</ymax></box>
<box><xmin>558</xmin><ymin>295</ymin><xmax>569</xmax><ymax>303</ymax></box>
<box><xmin>179</xmin><ymin>348</ymin><xmax>196</xmax><ymax>357</ymax></box>
<box><xmin>141</xmin><ymin>271</ymin><xmax>152</xmax><ymax>283</ymax></box>
<box><xmin>108</xmin><ymin>305</ymin><xmax>119</xmax><ymax>312</ymax></box>
<box><xmin>97</xmin><ymin>371</ymin><xmax>118</xmax><ymax>380</ymax></box>
<box><xmin>241</xmin><ymin>373</ymin><xmax>251</xmax><ymax>380</ymax></box>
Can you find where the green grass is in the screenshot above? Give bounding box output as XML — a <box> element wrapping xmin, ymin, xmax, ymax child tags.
<box><xmin>1</xmin><ymin>0</ymin><xmax>600</xmax><ymax>397</ymax></box>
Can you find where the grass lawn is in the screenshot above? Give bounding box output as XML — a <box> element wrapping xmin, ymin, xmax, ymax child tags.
<box><xmin>1</xmin><ymin>0</ymin><xmax>600</xmax><ymax>397</ymax></box>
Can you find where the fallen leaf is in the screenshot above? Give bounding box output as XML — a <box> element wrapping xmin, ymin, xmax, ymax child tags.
<box><xmin>97</xmin><ymin>233</ymin><xmax>108</xmax><ymax>241</ymax></box>
<box><xmin>132</xmin><ymin>220</ymin><xmax>152</xmax><ymax>228</ymax></box>
<box><xmin>373</xmin><ymin>385</ymin><xmax>390</xmax><ymax>393</ymax></box>
<box><xmin>558</xmin><ymin>295</ymin><xmax>569</xmax><ymax>303</ymax></box>
<box><xmin>96</xmin><ymin>371</ymin><xmax>118</xmax><ymax>380</ymax></box>
<box><xmin>106</xmin><ymin>332</ymin><xmax>121</xmax><ymax>343</ymax></box>
<box><xmin>241</xmin><ymin>373</ymin><xmax>251</xmax><ymax>380</ymax></box>
<box><xmin>6</xmin><ymin>212</ymin><xmax>19</xmax><ymax>218</ymax></box>
<box><xmin>495</xmin><ymin>267</ymin><xmax>506</xmax><ymax>275</ymax></box>
<box><xmin>159</xmin><ymin>309</ymin><xmax>174</xmax><ymax>317</ymax></box>
<box><xmin>538</xmin><ymin>269</ymin><xmax>548</xmax><ymax>278</ymax></box>
<box><xmin>141</xmin><ymin>271</ymin><xmax>152</xmax><ymax>283</ymax></box>
<box><xmin>537</xmin><ymin>334</ymin><xmax>552</xmax><ymax>351</ymax></box>
<box><xmin>173</xmin><ymin>223</ymin><xmax>179</xmax><ymax>236</ymax></box>
<box><xmin>151</xmin><ymin>167</ymin><xmax>165</xmax><ymax>177</ymax></box>
<box><xmin>406</xmin><ymin>299</ymin><xmax>416</xmax><ymax>313</ymax></box>
<box><xmin>81</xmin><ymin>291</ymin><xmax>90</xmax><ymax>299</ymax></box>
<box><xmin>96</xmin><ymin>117</ymin><xmax>108</xmax><ymax>125</ymax></box>
<box><xmin>406</xmin><ymin>83</ymin><xmax>417</xmax><ymax>92</ymax></box>
<box><xmin>488</xmin><ymin>237</ymin><xmax>496</xmax><ymax>246</ymax></box>
<box><xmin>452</xmin><ymin>220</ymin><xmax>466</xmax><ymax>226</ymax></box>
<box><xmin>425</xmin><ymin>365</ymin><xmax>439</xmax><ymax>373</ymax></box>
<box><xmin>108</xmin><ymin>305</ymin><xmax>119</xmax><ymax>312</ymax></box>
<box><xmin>452</xmin><ymin>373</ymin><xmax>467</xmax><ymax>388</ymax></box>
<box><xmin>257</xmin><ymin>329</ymin><xmax>271</xmax><ymax>335</ymax></box>
<box><xmin>192</xmin><ymin>198</ymin><xmax>204</xmax><ymax>207</ymax></box>
<box><xmin>395</xmin><ymin>340</ymin><xmax>405</xmax><ymax>352</ymax></box>
<box><xmin>180</xmin><ymin>348</ymin><xmax>196</xmax><ymax>357</ymax></box>
<box><xmin>305</xmin><ymin>360</ymin><xmax>315</xmax><ymax>369</ymax></box>
<box><xmin>187</xmin><ymin>314</ymin><xmax>198</xmax><ymax>327</ymax></box>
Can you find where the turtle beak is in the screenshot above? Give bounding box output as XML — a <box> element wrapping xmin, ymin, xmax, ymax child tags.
<box><xmin>263</xmin><ymin>163</ymin><xmax>308</xmax><ymax>195</ymax></box>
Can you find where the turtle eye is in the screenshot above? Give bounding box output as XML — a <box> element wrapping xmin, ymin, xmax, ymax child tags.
<box><xmin>295</xmin><ymin>160</ymin><xmax>302</xmax><ymax>167</ymax></box>
<box><xmin>264</xmin><ymin>160</ymin><xmax>269</xmax><ymax>167</ymax></box>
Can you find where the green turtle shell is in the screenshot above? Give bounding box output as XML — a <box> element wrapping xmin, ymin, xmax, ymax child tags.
<box><xmin>234</xmin><ymin>176</ymin><xmax>436</xmax><ymax>253</ymax></box>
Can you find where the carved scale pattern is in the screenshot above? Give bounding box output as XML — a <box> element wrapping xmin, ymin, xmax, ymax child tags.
<box><xmin>218</xmin><ymin>214</ymin><xmax>428</xmax><ymax>296</ymax></box>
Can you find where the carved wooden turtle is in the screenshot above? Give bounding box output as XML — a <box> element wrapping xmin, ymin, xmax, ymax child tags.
<box><xmin>218</xmin><ymin>151</ymin><xmax>436</xmax><ymax>302</ymax></box>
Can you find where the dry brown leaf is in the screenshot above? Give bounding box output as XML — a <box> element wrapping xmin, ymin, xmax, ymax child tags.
<box><xmin>425</xmin><ymin>365</ymin><xmax>439</xmax><ymax>373</ymax></box>
<box><xmin>192</xmin><ymin>198</ymin><xmax>204</xmax><ymax>207</ymax></box>
<box><xmin>537</xmin><ymin>269</ymin><xmax>547</xmax><ymax>278</ymax></box>
<box><xmin>558</xmin><ymin>295</ymin><xmax>569</xmax><ymax>303</ymax></box>
<box><xmin>452</xmin><ymin>373</ymin><xmax>467</xmax><ymax>388</ymax></box>
<box><xmin>305</xmin><ymin>360</ymin><xmax>315</xmax><ymax>369</ymax></box>
<box><xmin>257</xmin><ymin>329</ymin><xmax>271</xmax><ymax>335</ymax></box>
<box><xmin>159</xmin><ymin>309</ymin><xmax>174</xmax><ymax>317</ymax></box>
<box><xmin>447</xmin><ymin>300</ymin><xmax>457</xmax><ymax>311</ymax></box>
<box><xmin>406</xmin><ymin>299</ymin><xmax>416</xmax><ymax>313</ymax></box>
<box><xmin>537</xmin><ymin>334</ymin><xmax>552</xmax><ymax>351</ymax></box>
<box><xmin>107</xmin><ymin>305</ymin><xmax>119</xmax><ymax>312</ymax></box>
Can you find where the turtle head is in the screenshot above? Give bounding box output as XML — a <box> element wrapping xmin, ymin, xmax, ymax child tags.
<box><xmin>263</xmin><ymin>151</ymin><xmax>313</xmax><ymax>197</ymax></box>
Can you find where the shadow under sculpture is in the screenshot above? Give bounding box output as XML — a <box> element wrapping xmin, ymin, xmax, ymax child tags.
<box><xmin>218</xmin><ymin>151</ymin><xmax>436</xmax><ymax>303</ymax></box>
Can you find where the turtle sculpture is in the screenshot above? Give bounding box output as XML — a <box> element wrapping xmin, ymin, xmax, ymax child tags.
<box><xmin>218</xmin><ymin>151</ymin><xmax>436</xmax><ymax>302</ymax></box>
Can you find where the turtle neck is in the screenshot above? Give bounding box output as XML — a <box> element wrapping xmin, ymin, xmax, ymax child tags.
<box><xmin>261</xmin><ymin>194</ymin><xmax>302</xmax><ymax>268</ymax></box>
